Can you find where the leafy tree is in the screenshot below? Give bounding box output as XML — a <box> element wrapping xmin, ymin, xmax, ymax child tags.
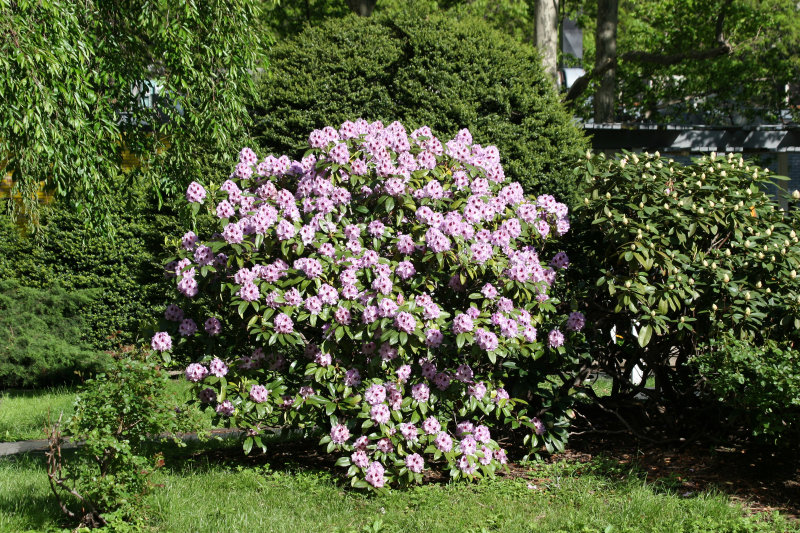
<box><xmin>0</xmin><ymin>0</ymin><xmax>268</xmax><ymax>229</ymax></box>
<box><xmin>565</xmin><ymin>0</ymin><xmax>800</xmax><ymax>124</ymax></box>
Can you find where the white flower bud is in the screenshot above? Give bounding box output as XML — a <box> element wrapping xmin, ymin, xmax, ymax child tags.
<box><xmin>723</xmin><ymin>274</ymin><xmax>730</xmax><ymax>283</ymax></box>
<box><xmin>725</xmin><ymin>249</ymin><xmax>731</xmax><ymax>256</ymax></box>
<box><xmin>756</xmin><ymin>281</ymin><xmax>762</xmax><ymax>288</ymax></box>
<box><xmin>702</xmin><ymin>260</ymin><xmax>709</xmax><ymax>267</ymax></box>
<box><xmin>625</xmin><ymin>280</ymin><xmax>632</xmax><ymax>288</ymax></box>
<box><xmin>650</xmin><ymin>310</ymin><xmax>656</xmax><ymax>317</ymax></box>
<box><xmin>793</xmin><ymin>190</ymin><xmax>800</xmax><ymax>200</ymax></box>
<box><xmin>746</xmin><ymin>188</ymin><xmax>752</xmax><ymax>195</ymax></box>
<box><xmin>791</xmin><ymin>270</ymin><xmax>797</xmax><ymax>279</ymax></box>
<box><xmin>745</xmin><ymin>307</ymin><xmax>751</xmax><ymax>316</ymax></box>
<box><xmin>606</xmin><ymin>192</ymin><xmax>612</xmax><ymax>199</ymax></box>
<box><xmin>584</xmin><ymin>197</ymin><xmax>590</xmax><ymax>205</ymax></box>
<box><xmin>680</xmin><ymin>316</ymin><xmax>685</xmax><ymax>323</ymax></box>
<box><xmin>639</xmin><ymin>202</ymin><xmax>644</xmax><ymax>208</ymax></box>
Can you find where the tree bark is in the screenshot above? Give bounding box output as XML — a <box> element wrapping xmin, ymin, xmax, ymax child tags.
<box><xmin>535</xmin><ymin>0</ymin><xmax>560</xmax><ymax>88</ymax></box>
<box><xmin>594</xmin><ymin>0</ymin><xmax>619</xmax><ymax>123</ymax></box>
<box><xmin>346</xmin><ymin>0</ymin><xmax>377</xmax><ymax>17</ymax></box>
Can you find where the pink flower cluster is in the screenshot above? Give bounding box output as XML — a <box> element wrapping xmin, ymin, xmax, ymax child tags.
<box><xmin>155</xmin><ymin>119</ymin><xmax>584</xmax><ymax>490</ymax></box>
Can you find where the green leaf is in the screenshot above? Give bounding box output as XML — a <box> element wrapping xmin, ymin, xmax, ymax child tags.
<box><xmin>637</xmin><ymin>324</ymin><xmax>653</xmax><ymax>348</ymax></box>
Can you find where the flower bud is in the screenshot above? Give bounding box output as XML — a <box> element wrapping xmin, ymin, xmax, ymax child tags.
<box><xmin>756</xmin><ymin>281</ymin><xmax>762</xmax><ymax>288</ymax></box>
<box><xmin>650</xmin><ymin>310</ymin><xmax>656</xmax><ymax>317</ymax></box>
<box><xmin>625</xmin><ymin>280</ymin><xmax>632</xmax><ymax>288</ymax></box>
<box><xmin>712</xmin><ymin>303</ymin><xmax>718</xmax><ymax>311</ymax></box>
<box><xmin>791</xmin><ymin>270</ymin><xmax>797</xmax><ymax>279</ymax></box>
<box><xmin>723</xmin><ymin>274</ymin><xmax>730</xmax><ymax>283</ymax></box>
<box><xmin>680</xmin><ymin>316</ymin><xmax>685</xmax><ymax>323</ymax></box>
<box><xmin>793</xmin><ymin>190</ymin><xmax>800</xmax><ymax>200</ymax></box>
<box><xmin>606</xmin><ymin>192</ymin><xmax>612</xmax><ymax>199</ymax></box>
<box><xmin>702</xmin><ymin>260</ymin><xmax>709</xmax><ymax>267</ymax></box>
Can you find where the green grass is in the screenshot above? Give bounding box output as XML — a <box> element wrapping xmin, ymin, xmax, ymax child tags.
<box><xmin>0</xmin><ymin>380</ymin><xmax>205</xmax><ymax>443</ymax></box>
<box><xmin>0</xmin><ymin>386</ymin><xmax>78</xmax><ymax>442</ymax></box>
<box><xmin>1</xmin><ymin>450</ymin><xmax>795</xmax><ymax>533</ymax></box>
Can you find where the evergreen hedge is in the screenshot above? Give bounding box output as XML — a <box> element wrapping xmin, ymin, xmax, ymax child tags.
<box><xmin>252</xmin><ymin>12</ymin><xmax>588</xmax><ymax>205</ymax></box>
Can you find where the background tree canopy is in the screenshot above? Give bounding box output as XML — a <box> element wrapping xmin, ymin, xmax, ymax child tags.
<box><xmin>251</xmin><ymin>11</ymin><xmax>588</xmax><ymax>205</ymax></box>
<box><xmin>0</xmin><ymin>0</ymin><xmax>268</xmax><ymax>230</ymax></box>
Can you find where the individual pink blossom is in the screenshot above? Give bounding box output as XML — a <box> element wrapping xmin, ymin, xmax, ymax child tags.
<box><xmin>566</xmin><ymin>311</ymin><xmax>585</xmax><ymax>332</ymax></box>
<box><xmin>209</xmin><ymin>357</ymin><xmax>228</xmax><ymax>378</ymax></box>
<box><xmin>548</xmin><ymin>328</ymin><xmax>565</xmax><ymax>348</ymax></box>
<box><xmin>474</xmin><ymin>425</ymin><xmax>491</xmax><ymax>444</ymax></box>
<box><xmin>434</xmin><ymin>432</ymin><xmax>453</xmax><ymax>452</ymax></box>
<box><xmin>151</xmin><ymin>332</ymin><xmax>172</xmax><ymax>352</ymax></box>
<box><xmin>468</xmin><ymin>382</ymin><xmax>487</xmax><ymax>401</ymax></box>
<box><xmin>185</xmin><ymin>363</ymin><xmax>208</xmax><ymax>382</ymax></box>
<box><xmin>216</xmin><ymin>200</ymin><xmax>235</xmax><ymax>219</ymax></box>
<box><xmin>452</xmin><ymin>313</ymin><xmax>474</xmax><ymax>334</ymax></box>
<box><xmin>204</xmin><ymin>317</ymin><xmax>222</xmax><ymax>335</ymax></box>
<box><xmin>179</xmin><ymin>318</ymin><xmax>197</xmax><ymax>337</ymax></box>
<box><xmin>249</xmin><ymin>384</ymin><xmax>270</xmax><ymax>403</ymax></box>
<box><xmin>330</xmin><ymin>424</ymin><xmax>351</xmax><ymax>445</ymax></box>
<box><xmin>422</xmin><ymin>417</ymin><xmax>441</xmax><ymax>435</ymax></box>
<box><xmin>425</xmin><ymin>329</ymin><xmax>443</xmax><ymax>348</ymax></box>
<box><xmin>532</xmin><ymin>417</ymin><xmax>546</xmax><ymax>435</ymax></box>
<box><xmin>396</xmin><ymin>365</ymin><xmax>411</xmax><ymax>382</ymax></box>
<box><xmin>365</xmin><ymin>461</ymin><xmax>386</xmax><ymax>488</ymax></box>
<box><xmin>433</xmin><ymin>372</ymin><xmax>451</xmax><ymax>391</ymax></box>
<box><xmin>365</xmin><ymin>384</ymin><xmax>387</xmax><ymax>405</ymax></box>
<box><xmin>460</xmin><ymin>436</ymin><xmax>477</xmax><ymax>456</ymax></box>
<box><xmin>455</xmin><ymin>364</ymin><xmax>473</xmax><ymax>382</ymax></box>
<box><xmin>186</xmin><ymin>181</ymin><xmax>207</xmax><ymax>203</ymax></box>
<box><xmin>411</xmin><ymin>383</ymin><xmax>430</xmax><ymax>402</ymax></box>
<box><xmin>164</xmin><ymin>304</ymin><xmax>184</xmax><ymax>322</ymax></box>
<box><xmin>456</xmin><ymin>421</ymin><xmax>474</xmax><ymax>437</ymax></box>
<box><xmin>177</xmin><ymin>277</ymin><xmax>199</xmax><ymax>298</ymax></box>
<box><xmin>344</xmin><ymin>368</ymin><xmax>361</xmax><ymax>387</ymax></box>
<box><xmin>216</xmin><ymin>400</ymin><xmax>234</xmax><ymax>416</ymax></box>
<box><xmin>351</xmin><ymin>449</ymin><xmax>370</xmax><ymax>468</ymax></box>
<box><xmin>394</xmin><ymin>312</ymin><xmax>417</xmax><ymax>333</ymax></box>
<box><xmin>274</xmin><ymin>313</ymin><xmax>294</xmax><ymax>333</ymax></box>
<box><xmin>371</xmin><ymin>404</ymin><xmax>390</xmax><ymax>424</ymax></box>
<box><xmin>406</xmin><ymin>453</ymin><xmax>424</xmax><ymax>473</ymax></box>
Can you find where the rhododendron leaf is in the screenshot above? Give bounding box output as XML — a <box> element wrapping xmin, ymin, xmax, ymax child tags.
<box><xmin>386</xmin><ymin>197</ymin><xmax>395</xmax><ymax>213</ymax></box>
<box><xmin>351</xmin><ymin>479</ymin><xmax>368</xmax><ymax>489</ymax></box>
<box><xmin>243</xmin><ymin>437</ymin><xmax>253</xmax><ymax>455</ymax></box>
<box><xmin>487</xmin><ymin>350</ymin><xmax>497</xmax><ymax>364</ymax></box>
<box><xmin>336</xmin><ymin>456</ymin><xmax>351</xmax><ymax>468</ymax></box>
<box><xmin>637</xmin><ymin>324</ymin><xmax>653</xmax><ymax>348</ymax></box>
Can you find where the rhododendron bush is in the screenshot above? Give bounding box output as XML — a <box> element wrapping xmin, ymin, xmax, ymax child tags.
<box><xmin>151</xmin><ymin>119</ymin><xmax>587</xmax><ymax>489</ymax></box>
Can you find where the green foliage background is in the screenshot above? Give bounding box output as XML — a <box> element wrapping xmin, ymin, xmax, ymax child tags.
<box><xmin>0</xmin><ymin>188</ymin><xmax>174</xmax><ymax>358</ymax></box>
<box><xmin>251</xmin><ymin>12</ymin><xmax>588</xmax><ymax>206</ymax></box>
<box><xmin>0</xmin><ymin>280</ymin><xmax>110</xmax><ymax>388</ymax></box>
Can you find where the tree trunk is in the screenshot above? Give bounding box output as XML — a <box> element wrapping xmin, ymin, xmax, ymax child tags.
<box><xmin>594</xmin><ymin>0</ymin><xmax>618</xmax><ymax>123</ymax></box>
<box><xmin>535</xmin><ymin>0</ymin><xmax>559</xmax><ymax>88</ymax></box>
<box><xmin>346</xmin><ymin>0</ymin><xmax>377</xmax><ymax>17</ymax></box>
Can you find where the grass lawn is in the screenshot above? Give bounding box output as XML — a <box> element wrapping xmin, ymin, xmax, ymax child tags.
<box><xmin>0</xmin><ymin>380</ymin><xmax>204</xmax><ymax>443</ymax></box>
<box><xmin>1</xmin><ymin>448</ymin><xmax>796</xmax><ymax>533</ymax></box>
<box><xmin>0</xmin><ymin>386</ymin><xmax>78</xmax><ymax>442</ymax></box>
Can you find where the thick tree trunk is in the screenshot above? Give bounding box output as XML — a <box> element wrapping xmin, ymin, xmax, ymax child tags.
<box><xmin>346</xmin><ymin>0</ymin><xmax>377</xmax><ymax>17</ymax></box>
<box><xmin>535</xmin><ymin>0</ymin><xmax>559</xmax><ymax>88</ymax></box>
<box><xmin>594</xmin><ymin>0</ymin><xmax>619</xmax><ymax>123</ymax></box>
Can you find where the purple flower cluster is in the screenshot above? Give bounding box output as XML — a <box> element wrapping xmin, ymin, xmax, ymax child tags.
<box><xmin>154</xmin><ymin>119</ymin><xmax>583</xmax><ymax>491</ymax></box>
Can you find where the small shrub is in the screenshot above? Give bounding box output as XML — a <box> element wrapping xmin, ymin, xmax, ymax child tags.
<box><xmin>151</xmin><ymin>120</ymin><xmax>588</xmax><ymax>489</ymax></box>
<box><xmin>0</xmin><ymin>280</ymin><xmax>110</xmax><ymax>388</ymax></box>
<box><xmin>251</xmin><ymin>12</ymin><xmax>588</xmax><ymax>206</ymax></box>
<box><xmin>694</xmin><ymin>334</ymin><xmax>800</xmax><ymax>446</ymax></box>
<box><xmin>567</xmin><ymin>151</ymin><xmax>800</xmax><ymax>403</ymax></box>
<box><xmin>46</xmin><ymin>351</ymin><xmax>204</xmax><ymax>528</ymax></box>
